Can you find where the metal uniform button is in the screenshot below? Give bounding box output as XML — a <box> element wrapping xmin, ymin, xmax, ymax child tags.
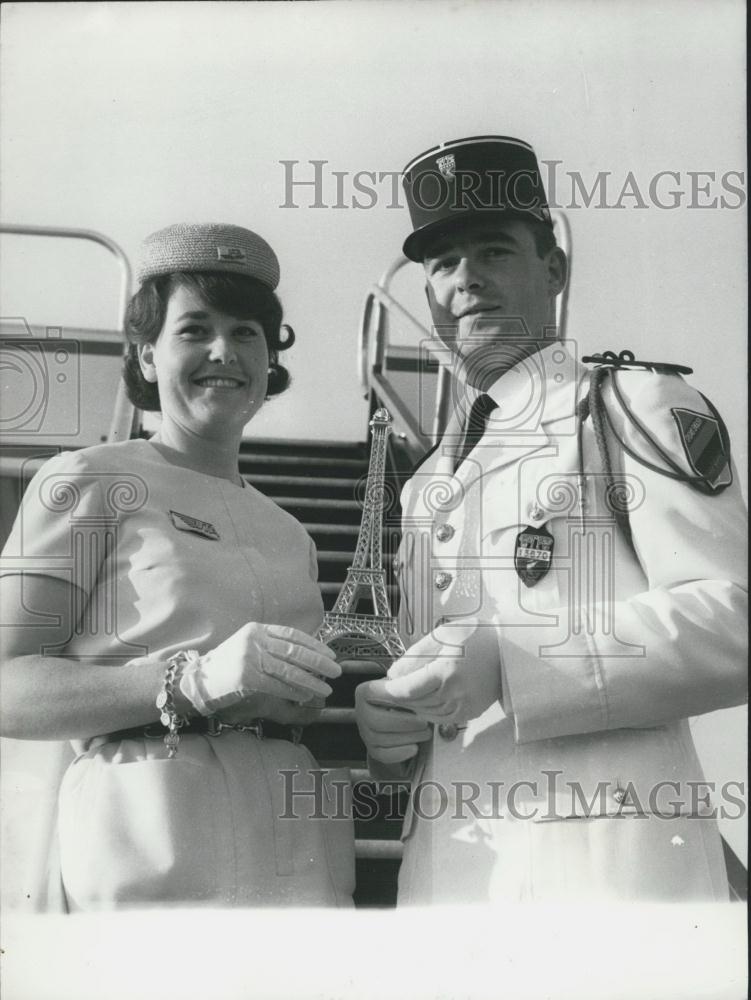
<box><xmin>612</xmin><ymin>785</ymin><xmax>627</xmax><ymax>804</ymax></box>
<box><xmin>438</xmin><ymin>723</ymin><xmax>458</xmax><ymax>741</ymax></box>
<box><xmin>434</xmin><ymin>571</ymin><xmax>453</xmax><ymax>590</ymax></box>
<box><xmin>435</xmin><ymin>523</ymin><xmax>454</xmax><ymax>542</ymax></box>
<box><xmin>528</xmin><ymin>503</ymin><xmax>545</xmax><ymax>521</ymax></box>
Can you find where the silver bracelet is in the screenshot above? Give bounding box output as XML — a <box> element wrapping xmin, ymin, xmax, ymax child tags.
<box><xmin>156</xmin><ymin>652</ymin><xmax>190</xmax><ymax>758</ymax></box>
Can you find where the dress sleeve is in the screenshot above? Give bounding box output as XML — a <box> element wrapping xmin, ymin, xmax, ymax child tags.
<box><xmin>499</xmin><ymin>375</ymin><xmax>748</xmax><ymax>743</ymax></box>
<box><xmin>1</xmin><ymin>450</ymin><xmax>109</xmax><ymax>591</ymax></box>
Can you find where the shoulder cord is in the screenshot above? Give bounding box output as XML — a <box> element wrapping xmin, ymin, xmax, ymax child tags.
<box><xmin>607</xmin><ymin>374</ymin><xmax>732</xmax><ymax>493</ymax></box>
<box><xmin>577</xmin><ymin>367</ymin><xmax>634</xmax><ymax>548</ymax></box>
<box><xmin>579</xmin><ymin>369</ymin><xmax>733</xmax><ymax>545</ymax></box>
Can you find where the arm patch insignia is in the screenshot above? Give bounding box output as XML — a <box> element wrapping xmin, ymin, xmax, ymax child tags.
<box><xmin>671</xmin><ymin>408</ymin><xmax>732</xmax><ymax>492</ymax></box>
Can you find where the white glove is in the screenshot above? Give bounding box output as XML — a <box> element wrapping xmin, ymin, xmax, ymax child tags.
<box><xmin>383</xmin><ymin>620</ymin><xmax>502</xmax><ymax>726</ymax></box>
<box><xmin>355</xmin><ymin>678</ymin><xmax>432</xmax><ymax>765</ymax></box>
<box><xmin>181</xmin><ymin>622</ymin><xmax>340</xmax><ymax>715</ymax></box>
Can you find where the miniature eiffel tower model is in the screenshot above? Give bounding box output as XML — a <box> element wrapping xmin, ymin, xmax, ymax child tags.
<box><xmin>316</xmin><ymin>407</ymin><xmax>406</xmax><ymax>664</ymax></box>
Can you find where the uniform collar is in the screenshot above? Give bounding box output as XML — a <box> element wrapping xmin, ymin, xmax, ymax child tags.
<box><xmin>483</xmin><ymin>340</ymin><xmax>587</xmax><ymax>431</ymax></box>
<box><xmin>407</xmin><ymin>342</ymin><xmax>587</xmax><ymax>486</ymax></box>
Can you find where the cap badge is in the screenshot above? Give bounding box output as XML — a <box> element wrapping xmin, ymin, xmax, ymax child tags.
<box><xmin>216</xmin><ymin>245</ymin><xmax>247</xmax><ymax>262</ymax></box>
<box><xmin>436</xmin><ymin>153</ymin><xmax>456</xmax><ymax>178</ymax></box>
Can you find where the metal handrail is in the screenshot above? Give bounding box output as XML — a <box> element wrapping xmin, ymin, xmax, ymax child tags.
<box><xmin>0</xmin><ymin>223</ymin><xmax>136</xmax><ymax>442</ymax></box>
<box><xmin>552</xmin><ymin>210</ymin><xmax>572</xmax><ymax>334</ymax></box>
<box><xmin>358</xmin><ymin>210</ymin><xmax>573</xmax><ymax>447</ymax></box>
<box><xmin>357</xmin><ymin>253</ymin><xmax>434</xmax><ymax>394</ymax></box>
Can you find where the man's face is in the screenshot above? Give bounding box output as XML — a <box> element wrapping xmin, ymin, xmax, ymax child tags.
<box><xmin>423</xmin><ymin>219</ymin><xmax>567</xmax><ymax>390</ymax></box>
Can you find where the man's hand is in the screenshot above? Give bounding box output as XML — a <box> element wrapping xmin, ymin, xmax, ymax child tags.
<box><xmin>383</xmin><ymin>620</ymin><xmax>502</xmax><ymax>726</ymax></box>
<box><xmin>355</xmin><ymin>679</ymin><xmax>432</xmax><ymax>764</ymax></box>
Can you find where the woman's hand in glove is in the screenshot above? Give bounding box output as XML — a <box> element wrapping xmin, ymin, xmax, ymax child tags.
<box><xmin>186</xmin><ymin>623</ymin><xmax>339</xmax><ymax>715</ymax></box>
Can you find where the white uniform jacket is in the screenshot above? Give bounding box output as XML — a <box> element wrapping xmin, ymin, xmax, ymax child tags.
<box><xmin>394</xmin><ymin>342</ymin><xmax>747</xmax><ymax>904</ymax></box>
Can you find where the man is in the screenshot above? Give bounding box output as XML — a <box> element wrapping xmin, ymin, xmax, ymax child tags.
<box><xmin>355</xmin><ymin>136</ymin><xmax>747</xmax><ymax>903</ymax></box>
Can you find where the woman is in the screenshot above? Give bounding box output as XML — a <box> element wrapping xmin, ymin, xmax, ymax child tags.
<box><xmin>0</xmin><ymin>222</ymin><xmax>355</xmax><ymax>909</ymax></box>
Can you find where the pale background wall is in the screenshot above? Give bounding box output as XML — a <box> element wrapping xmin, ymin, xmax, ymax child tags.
<box><xmin>1</xmin><ymin>1</ymin><xmax>746</xmax><ymax>862</ymax></box>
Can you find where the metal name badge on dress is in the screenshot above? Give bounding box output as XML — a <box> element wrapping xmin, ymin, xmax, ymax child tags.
<box><xmin>514</xmin><ymin>524</ymin><xmax>555</xmax><ymax>588</ymax></box>
<box><xmin>168</xmin><ymin>510</ymin><xmax>220</xmax><ymax>540</ymax></box>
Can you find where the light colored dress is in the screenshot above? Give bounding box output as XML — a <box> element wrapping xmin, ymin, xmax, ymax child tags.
<box><xmin>2</xmin><ymin>438</ymin><xmax>354</xmax><ymax>909</ymax></box>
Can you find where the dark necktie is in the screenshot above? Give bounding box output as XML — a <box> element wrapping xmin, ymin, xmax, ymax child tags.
<box><xmin>452</xmin><ymin>393</ymin><xmax>498</xmax><ymax>473</ymax></box>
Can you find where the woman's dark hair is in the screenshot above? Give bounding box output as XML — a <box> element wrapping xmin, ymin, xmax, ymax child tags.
<box><xmin>123</xmin><ymin>271</ymin><xmax>295</xmax><ymax>411</ymax></box>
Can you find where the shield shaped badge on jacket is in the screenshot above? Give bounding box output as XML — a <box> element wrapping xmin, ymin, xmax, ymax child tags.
<box><xmin>514</xmin><ymin>524</ymin><xmax>554</xmax><ymax>587</ymax></box>
<box><xmin>672</xmin><ymin>407</ymin><xmax>732</xmax><ymax>492</ymax></box>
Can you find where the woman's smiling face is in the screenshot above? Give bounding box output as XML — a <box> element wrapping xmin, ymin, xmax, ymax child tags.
<box><xmin>138</xmin><ymin>283</ymin><xmax>269</xmax><ymax>437</ymax></box>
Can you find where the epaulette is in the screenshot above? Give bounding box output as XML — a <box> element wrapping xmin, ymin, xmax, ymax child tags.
<box><xmin>581</xmin><ymin>350</ymin><xmax>732</xmax><ymax>497</ymax></box>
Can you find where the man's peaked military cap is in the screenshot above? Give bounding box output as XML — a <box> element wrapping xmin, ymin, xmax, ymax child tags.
<box><xmin>401</xmin><ymin>135</ymin><xmax>553</xmax><ymax>262</ymax></box>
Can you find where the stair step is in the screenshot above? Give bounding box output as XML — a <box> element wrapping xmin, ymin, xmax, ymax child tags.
<box><xmin>247</xmin><ymin>474</ymin><xmax>362</xmax><ymax>498</ymax></box>
<box><xmin>317</xmin><ymin>760</ymin><xmax>366</xmax><ymax>772</ymax></box>
<box><xmin>355</xmin><ymin>840</ymin><xmax>404</xmax><ymax>861</ymax></box>
<box><xmin>278</xmin><ymin>499</ymin><xmax>363</xmax><ymax>525</ymax></box>
<box><xmin>303</xmin><ymin>723</ymin><xmax>366</xmax><ymax>760</ymax></box>
<box><xmin>353</xmin><ymin>857</ymin><xmax>400</xmax><ymax>907</ymax></box>
<box><xmin>313</xmin><ymin>706</ymin><xmax>356</xmax><ymax>725</ymax></box>
<box><xmin>355</xmin><ymin>819</ymin><xmax>404</xmax><ymax>840</ymax></box>
<box><xmin>317</xmin><ymin>568</ymin><xmax>401</xmax><ymax>591</ymax></box>
<box><xmin>249</xmin><ymin>473</ymin><xmax>362</xmax><ymax>488</ymax></box>
<box><xmin>305</xmin><ymin>523</ymin><xmax>359</xmax><ymax>535</ymax></box>
<box><xmin>339</xmin><ymin>659</ymin><xmax>389</xmax><ymax>677</ymax></box>
<box><xmin>321</xmin><ymin>599</ymin><xmax>399</xmax><ymax>616</ymax></box>
<box><xmin>274</xmin><ymin>496</ymin><xmax>362</xmax><ymax>511</ymax></box>
<box><xmin>241</xmin><ymin>452</ymin><xmax>367</xmax><ymax>471</ymax></box>
<box><xmin>316</xmin><ymin>550</ymin><xmax>354</xmax><ymax>563</ymax></box>
<box><xmin>240</xmin><ymin>438</ymin><xmax>367</xmax><ymax>461</ymax></box>
<box><xmin>319</xmin><ymin>556</ymin><xmax>396</xmax><ymax>568</ymax></box>
<box><xmin>319</xmin><ymin>581</ymin><xmax>398</xmax><ymax>601</ymax></box>
<box><xmin>324</xmin><ymin>670</ymin><xmax>387</xmax><ymax>708</ymax></box>
<box><xmin>307</xmin><ymin>525</ymin><xmax>398</xmax><ymax>556</ymax></box>
<box><xmin>307</xmin><ymin>529</ymin><xmax>358</xmax><ymax>555</ymax></box>
<box><xmin>315</xmin><ymin>765</ymin><xmax>409</xmax><ymax>792</ymax></box>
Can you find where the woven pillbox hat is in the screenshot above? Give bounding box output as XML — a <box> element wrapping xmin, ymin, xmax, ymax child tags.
<box><xmin>136</xmin><ymin>223</ymin><xmax>280</xmax><ymax>289</ymax></box>
<box><xmin>401</xmin><ymin>135</ymin><xmax>553</xmax><ymax>262</ymax></box>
